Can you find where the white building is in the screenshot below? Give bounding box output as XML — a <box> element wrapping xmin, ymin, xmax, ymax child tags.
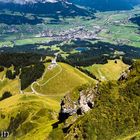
<box><xmin>51</xmin><ymin>59</ymin><xmax>57</xmax><ymax>65</ymax></box>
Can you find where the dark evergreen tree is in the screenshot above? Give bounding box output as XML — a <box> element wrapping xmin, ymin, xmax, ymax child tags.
<box><xmin>0</xmin><ymin>91</ymin><xmax>12</xmax><ymax>101</ymax></box>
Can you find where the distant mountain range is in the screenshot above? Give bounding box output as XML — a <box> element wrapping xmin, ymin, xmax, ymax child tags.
<box><xmin>0</xmin><ymin>0</ymin><xmax>94</xmax><ymax>18</ymax></box>
<box><xmin>0</xmin><ymin>0</ymin><xmax>60</xmax><ymax>4</ymax></box>
<box><xmin>0</xmin><ymin>0</ymin><xmax>139</xmax><ymax>18</ymax></box>
<box><xmin>68</xmin><ymin>0</ymin><xmax>140</xmax><ymax>11</ymax></box>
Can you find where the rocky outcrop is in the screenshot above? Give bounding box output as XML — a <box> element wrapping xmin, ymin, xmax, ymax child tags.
<box><xmin>119</xmin><ymin>71</ymin><xmax>129</xmax><ymax>81</ymax></box>
<box><xmin>118</xmin><ymin>66</ymin><xmax>133</xmax><ymax>81</ymax></box>
<box><xmin>78</xmin><ymin>90</ymin><xmax>95</xmax><ymax>114</ymax></box>
<box><xmin>60</xmin><ymin>86</ymin><xmax>98</xmax><ymax>120</ymax></box>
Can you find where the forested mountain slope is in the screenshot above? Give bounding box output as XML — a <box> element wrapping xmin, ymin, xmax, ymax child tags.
<box><xmin>49</xmin><ymin>60</ymin><xmax>140</xmax><ymax>140</ymax></box>
<box><xmin>68</xmin><ymin>0</ymin><xmax>140</xmax><ymax>11</ymax></box>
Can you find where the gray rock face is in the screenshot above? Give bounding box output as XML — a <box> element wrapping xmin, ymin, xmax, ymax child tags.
<box><xmin>119</xmin><ymin>71</ymin><xmax>129</xmax><ymax>81</ymax></box>
<box><xmin>60</xmin><ymin>95</ymin><xmax>78</xmax><ymax>116</ymax></box>
<box><xmin>79</xmin><ymin>90</ymin><xmax>95</xmax><ymax>114</ymax></box>
<box><xmin>118</xmin><ymin>66</ymin><xmax>132</xmax><ymax>81</ymax></box>
<box><xmin>60</xmin><ymin>87</ymin><xmax>97</xmax><ymax>116</ymax></box>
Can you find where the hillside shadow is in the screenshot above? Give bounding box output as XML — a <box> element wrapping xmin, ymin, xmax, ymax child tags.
<box><xmin>60</xmin><ymin>39</ymin><xmax>140</xmax><ymax>66</ymax></box>
<box><xmin>0</xmin><ymin>42</ymin><xmax>59</xmax><ymax>55</ymax></box>
<box><xmin>0</xmin><ymin>14</ymin><xmax>43</xmax><ymax>25</ymax></box>
<box><xmin>130</xmin><ymin>15</ymin><xmax>140</xmax><ymax>27</ymax></box>
<box><xmin>0</xmin><ymin>40</ymin><xmax>140</xmax><ymax>67</ymax></box>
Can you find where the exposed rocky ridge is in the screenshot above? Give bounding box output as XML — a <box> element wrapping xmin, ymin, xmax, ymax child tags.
<box><xmin>59</xmin><ymin>64</ymin><xmax>133</xmax><ymax>122</ymax></box>
<box><xmin>64</xmin><ymin>62</ymin><xmax>140</xmax><ymax>140</ymax></box>
<box><xmin>118</xmin><ymin>65</ymin><xmax>133</xmax><ymax>81</ymax></box>
<box><xmin>56</xmin><ymin>85</ymin><xmax>99</xmax><ymax>134</ymax></box>
<box><xmin>59</xmin><ymin>85</ymin><xmax>98</xmax><ymax>119</ymax></box>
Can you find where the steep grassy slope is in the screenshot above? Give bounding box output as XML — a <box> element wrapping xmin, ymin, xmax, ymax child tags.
<box><xmin>0</xmin><ymin>78</ymin><xmax>20</xmax><ymax>96</ymax></box>
<box><xmin>0</xmin><ymin>67</ymin><xmax>20</xmax><ymax>97</ymax></box>
<box><xmin>29</xmin><ymin>62</ymin><xmax>96</xmax><ymax>96</ymax></box>
<box><xmin>0</xmin><ymin>94</ymin><xmax>60</xmax><ymax>140</ymax></box>
<box><xmin>0</xmin><ymin>60</ymin><xmax>139</xmax><ymax>140</ymax></box>
<box><xmin>84</xmin><ymin>60</ymin><xmax>128</xmax><ymax>81</ymax></box>
<box><xmin>0</xmin><ymin>68</ymin><xmax>5</xmax><ymax>79</ymax></box>
<box><xmin>65</xmin><ymin>61</ymin><xmax>140</xmax><ymax>140</ymax></box>
<box><xmin>0</xmin><ymin>61</ymin><xmax>96</xmax><ymax>140</ymax></box>
<box><xmin>49</xmin><ymin>60</ymin><xmax>140</xmax><ymax>140</ymax></box>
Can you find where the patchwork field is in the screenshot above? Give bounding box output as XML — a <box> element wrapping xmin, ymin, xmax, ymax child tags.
<box><xmin>0</xmin><ymin>6</ymin><xmax>140</xmax><ymax>52</ymax></box>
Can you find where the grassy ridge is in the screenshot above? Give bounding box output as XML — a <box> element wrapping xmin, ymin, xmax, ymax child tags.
<box><xmin>0</xmin><ymin>94</ymin><xmax>60</xmax><ymax>140</ymax></box>
<box><xmin>33</xmin><ymin>62</ymin><xmax>96</xmax><ymax>96</ymax></box>
<box><xmin>84</xmin><ymin>60</ymin><xmax>128</xmax><ymax>81</ymax></box>
<box><xmin>0</xmin><ymin>68</ymin><xmax>5</xmax><ymax>79</ymax></box>
<box><xmin>0</xmin><ymin>62</ymin><xmax>96</xmax><ymax>140</ymax></box>
<box><xmin>0</xmin><ymin>60</ymin><xmax>139</xmax><ymax>140</ymax></box>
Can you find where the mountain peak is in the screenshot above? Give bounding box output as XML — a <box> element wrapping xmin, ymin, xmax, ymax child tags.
<box><xmin>0</xmin><ymin>0</ymin><xmax>61</xmax><ymax>4</ymax></box>
<box><xmin>0</xmin><ymin>0</ymin><xmax>93</xmax><ymax>18</ymax></box>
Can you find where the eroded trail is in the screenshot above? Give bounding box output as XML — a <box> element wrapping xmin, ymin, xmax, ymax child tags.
<box><xmin>98</xmin><ymin>69</ymin><xmax>106</xmax><ymax>81</ymax></box>
<box><xmin>0</xmin><ymin>75</ymin><xmax>5</xmax><ymax>82</ymax></box>
<box><xmin>23</xmin><ymin>64</ymin><xmax>62</xmax><ymax>96</ymax></box>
